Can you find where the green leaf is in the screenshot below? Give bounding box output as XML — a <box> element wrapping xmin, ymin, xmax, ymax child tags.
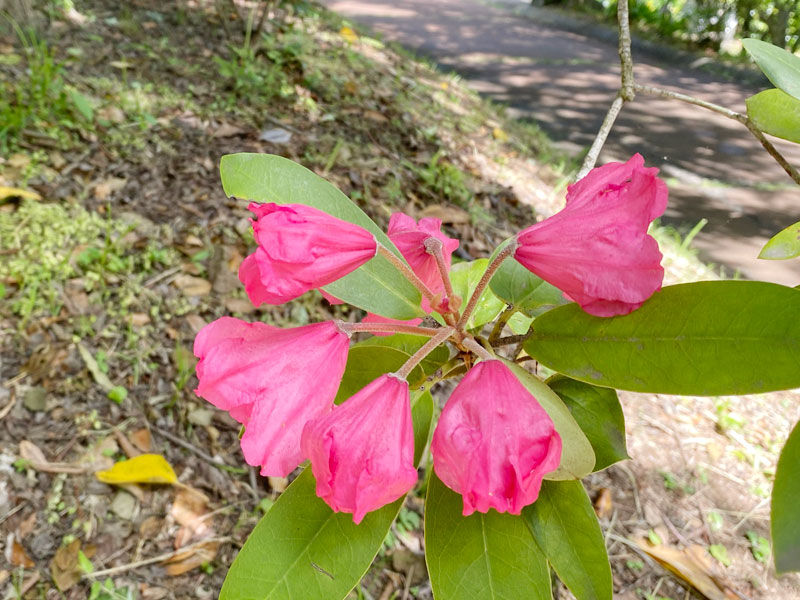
<box><xmin>220</xmin><ymin>390</ymin><xmax>433</xmax><ymax>600</ymax></box>
<box><xmin>523</xmin><ymin>480</ymin><xmax>612</xmax><ymax>600</ymax></box>
<box><xmin>335</xmin><ymin>345</ymin><xmax>418</xmax><ymax>404</ymax></box>
<box><xmin>708</xmin><ymin>544</ymin><xmax>731</xmax><ymax>567</ymax></box>
<box><xmin>742</xmin><ymin>39</ymin><xmax>800</xmax><ymax>101</ymax></box>
<box><xmin>356</xmin><ymin>334</ymin><xmax>450</xmax><ymax>379</ymax></box>
<box><xmin>759</xmin><ymin>220</ymin><xmax>800</xmax><ymax>260</ymax></box>
<box><xmin>745</xmin><ymin>89</ymin><xmax>800</xmax><ymax>144</ymax></box>
<box><xmin>490</xmin><ymin>257</ymin><xmax>568</xmax><ymax>317</ymax></box>
<box><xmin>219</xmin><ymin>153</ymin><xmax>423</xmax><ymax>319</ymax></box>
<box><xmin>772</xmin><ymin>420</ymin><xmax>800</xmax><ymax>573</ymax></box>
<box><xmin>449</xmin><ymin>259</ymin><xmax>505</xmax><ymax>329</ymax></box>
<box><xmin>524</xmin><ymin>281</ymin><xmax>800</xmax><ymax>395</ymax></box>
<box><xmin>68</xmin><ymin>88</ymin><xmax>94</xmax><ymax>121</ymax></box>
<box><xmin>502</xmin><ymin>360</ymin><xmax>595</xmax><ymax>480</ymax></box>
<box><xmin>546</xmin><ymin>376</ymin><xmax>628</xmax><ymax>471</ymax></box>
<box><xmin>425</xmin><ymin>473</ymin><xmax>551</xmax><ymax>600</ymax></box>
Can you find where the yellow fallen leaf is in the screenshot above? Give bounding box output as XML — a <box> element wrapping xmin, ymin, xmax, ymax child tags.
<box><xmin>0</xmin><ymin>186</ymin><xmax>41</xmax><ymax>202</ymax></box>
<box><xmin>95</xmin><ymin>454</ymin><xmax>177</xmax><ymax>485</ymax></box>
<box><xmin>340</xmin><ymin>26</ymin><xmax>358</xmax><ymax>44</ymax></box>
<box><xmin>492</xmin><ymin>127</ymin><xmax>509</xmax><ymax>142</ymax></box>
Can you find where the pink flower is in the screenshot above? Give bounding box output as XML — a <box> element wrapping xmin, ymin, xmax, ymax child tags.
<box><xmin>360</xmin><ymin>312</ymin><xmax>424</xmax><ymax>336</ymax></box>
<box><xmin>514</xmin><ymin>154</ymin><xmax>667</xmax><ymax>317</ymax></box>
<box><xmin>301</xmin><ymin>374</ymin><xmax>418</xmax><ymax>524</ymax></box>
<box><xmin>431</xmin><ymin>360</ymin><xmax>561</xmax><ymax>516</ymax></box>
<box><xmin>387</xmin><ymin>213</ymin><xmax>459</xmax><ymax>312</ymax></box>
<box><xmin>193</xmin><ymin>317</ymin><xmax>350</xmax><ymax>477</ymax></box>
<box><xmin>240</xmin><ymin>203</ymin><xmax>377</xmax><ymax>306</ymax></box>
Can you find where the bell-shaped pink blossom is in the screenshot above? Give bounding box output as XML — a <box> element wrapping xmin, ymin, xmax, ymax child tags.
<box><xmin>514</xmin><ymin>154</ymin><xmax>667</xmax><ymax>317</ymax></box>
<box><xmin>301</xmin><ymin>374</ymin><xmax>418</xmax><ymax>524</ymax></box>
<box><xmin>387</xmin><ymin>213</ymin><xmax>459</xmax><ymax>312</ymax></box>
<box><xmin>431</xmin><ymin>360</ymin><xmax>561</xmax><ymax>516</ymax></box>
<box><xmin>240</xmin><ymin>203</ymin><xmax>377</xmax><ymax>306</ymax></box>
<box><xmin>193</xmin><ymin>317</ymin><xmax>350</xmax><ymax>477</ymax></box>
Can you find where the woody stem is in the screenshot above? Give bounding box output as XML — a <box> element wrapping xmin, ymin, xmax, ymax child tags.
<box><xmin>456</xmin><ymin>240</ymin><xmax>519</xmax><ymax>331</ymax></box>
<box><xmin>339</xmin><ymin>322</ymin><xmax>442</xmax><ymax>336</ymax></box>
<box><xmin>377</xmin><ymin>243</ymin><xmax>438</xmax><ymax>307</ymax></box>
<box><xmin>395</xmin><ymin>327</ymin><xmax>454</xmax><ymax>380</ymax></box>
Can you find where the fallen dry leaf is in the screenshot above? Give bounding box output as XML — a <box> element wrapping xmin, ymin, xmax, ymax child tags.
<box><xmin>420</xmin><ymin>204</ymin><xmax>471</xmax><ymax>224</ymax></box>
<box><xmin>77</xmin><ymin>343</ymin><xmax>115</xmax><ymax>392</ymax></box>
<box><xmin>93</xmin><ymin>177</ymin><xmax>127</xmax><ymax>200</ymax></box>
<box><xmin>130</xmin><ymin>428</ymin><xmax>152</xmax><ymax>453</ymax></box>
<box><xmin>212</xmin><ymin>123</ymin><xmax>247</xmax><ymax>138</ymax></box>
<box><xmin>173</xmin><ymin>274</ymin><xmax>211</xmax><ymax>297</ymax></box>
<box><xmin>634</xmin><ymin>539</ymin><xmax>738</xmax><ymax>600</ymax></box>
<box><xmin>163</xmin><ymin>541</ymin><xmax>220</xmax><ymax>576</ymax></box>
<box><xmin>0</xmin><ymin>186</ymin><xmax>41</xmax><ymax>202</ymax></box>
<box><xmin>20</xmin><ymin>440</ymin><xmax>87</xmax><ymax>474</ymax></box>
<box><xmin>95</xmin><ymin>453</ymin><xmax>177</xmax><ymax>485</ymax></box>
<box><xmin>50</xmin><ymin>539</ymin><xmax>81</xmax><ymax>591</ymax></box>
<box><xmin>171</xmin><ymin>488</ymin><xmax>213</xmax><ymax>547</ymax></box>
<box><xmin>6</xmin><ymin>534</ymin><xmax>35</xmax><ymax>568</ymax></box>
<box><xmin>185</xmin><ymin>314</ymin><xmax>207</xmax><ymax>334</ymax></box>
<box><xmin>594</xmin><ymin>488</ymin><xmax>613</xmax><ymax>519</ymax></box>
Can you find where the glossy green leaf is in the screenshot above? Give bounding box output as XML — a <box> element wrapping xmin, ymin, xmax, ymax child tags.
<box><xmin>759</xmin><ymin>220</ymin><xmax>800</xmax><ymax>260</ymax></box>
<box><xmin>523</xmin><ymin>480</ymin><xmax>612</xmax><ymax>600</ymax></box>
<box><xmin>220</xmin><ymin>390</ymin><xmax>433</xmax><ymax>600</ymax></box>
<box><xmin>425</xmin><ymin>473</ymin><xmax>551</xmax><ymax>600</ymax></box>
<box><xmin>546</xmin><ymin>376</ymin><xmax>629</xmax><ymax>472</ymax></box>
<box><xmin>220</xmin><ymin>153</ymin><xmax>423</xmax><ymax>319</ymax></box>
<box><xmin>335</xmin><ymin>345</ymin><xmax>422</xmax><ymax>404</ymax></box>
<box><xmin>490</xmin><ymin>257</ymin><xmax>568</xmax><ymax>317</ymax></box>
<box><xmin>772</xmin><ymin>420</ymin><xmax>800</xmax><ymax>573</ymax></box>
<box><xmin>507</xmin><ymin>312</ymin><xmax>534</xmax><ymax>335</ymax></box>
<box><xmin>745</xmin><ymin>89</ymin><xmax>800</xmax><ymax>144</ymax></box>
<box><xmin>449</xmin><ymin>259</ymin><xmax>505</xmax><ymax>329</ymax></box>
<box><xmin>742</xmin><ymin>39</ymin><xmax>800</xmax><ymax>101</ymax></box>
<box><xmin>356</xmin><ymin>334</ymin><xmax>450</xmax><ymax>379</ymax></box>
<box><xmin>524</xmin><ymin>281</ymin><xmax>800</xmax><ymax>396</ymax></box>
<box><xmin>502</xmin><ymin>360</ymin><xmax>595</xmax><ymax>480</ymax></box>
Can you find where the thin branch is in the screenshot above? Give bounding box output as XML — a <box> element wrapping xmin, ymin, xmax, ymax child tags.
<box><xmin>456</xmin><ymin>240</ymin><xmax>518</xmax><ymax>331</ymax></box>
<box><xmin>577</xmin><ymin>95</ymin><xmax>626</xmax><ymax>180</ymax></box>
<box><xmin>84</xmin><ymin>537</ymin><xmax>232</xmax><ymax>579</ymax></box>
<box><xmin>577</xmin><ymin>0</ymin><xmax>635</xmax><ymax>179</ymax></box>
<box><xmin>488</xmin><ymin>304</ymin><xmax>516</xmax><ymax>343</ymax></box>
<box><xmin>491</xmin><ymin>332</ymin><xmax>532</xmax><ymax>348</ymax></box>
<box><xmin>151</xmin><ymin>425</ymin><xmax>245</xmax><ymax>474</ymax></box>
<box><xmin>634</xmin><ymin>83</ymin><xmax>800</xmax><ymax>185</ymax></box>
<box><xmin>394</xmin><ymin>327</ymin><xmax>454</xmax><ymax>380</ymax></box>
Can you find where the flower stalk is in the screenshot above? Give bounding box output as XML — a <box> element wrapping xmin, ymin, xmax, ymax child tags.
<box><xmin>377</xmin><ymin>243</ymin><xmax>438</xmax><ymax>307</ymax></box>
<box><xmin>456</xmin><ymin>240</ymin><xmax>519</xmax><ymax>331</ymax></box>
<box><xmin>338</xmin><ymin>322</ymin><xmax>443</xmax><ymax>337</ymax></box>
<box><xmin>461</xmin><ymin>337</ymin><xmax>494</xmax><ymax>362</ymax></box>
<box><xmin>395</xmin><ymin>327</ymin><xmax>454</xmax><ymax>380</ymax></box>
<box><xmin>425</xmin><ymin>237</ymin><xmax>459</xmax><ymax>315</ymax></box>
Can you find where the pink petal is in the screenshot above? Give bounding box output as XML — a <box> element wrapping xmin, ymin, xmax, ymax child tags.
<box><xmin>515</xmin><ymin>154</ymin><xmax>667</xmax><ymax>317</ymax></box>
<box><xmin>301</xmin><ymin>374</ymin><xmax>418</xmax><ymax>523</ymax></box>
<box><xmin>193</xmin><ymin>317</ymin><xmax>350</xmax><ymax>477</ymax></box>
<box><xmin>431</xmin><ymin>360</ymin><xmax>562</xmax><ymax>515</ymax></box>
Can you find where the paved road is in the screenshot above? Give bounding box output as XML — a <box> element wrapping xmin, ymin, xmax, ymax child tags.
<box><xmin>323</xmin><ymin>0</ymin><xmax>800</xmax><ymax>285</ymax></box>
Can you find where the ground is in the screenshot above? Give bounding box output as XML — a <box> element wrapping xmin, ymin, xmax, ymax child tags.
<box><xmin>0</xmin><ymin>1</ymin><xmax>798</xmax><ymax>599</ymax></box>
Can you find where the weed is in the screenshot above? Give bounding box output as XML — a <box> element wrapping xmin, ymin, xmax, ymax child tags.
<box><xmin>410</xmin><ymin>150</ymin><xmax>472</xmax><ymax>206</ymax></box>
<box><xmin>0</xmin><ymin>19</ymin><xmax>91</xmax><ymax>152</ymax></box>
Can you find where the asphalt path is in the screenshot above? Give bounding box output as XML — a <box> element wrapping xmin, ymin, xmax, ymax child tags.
<box><xmin>322</xmin><ymin>0</ymin><xmax>800</xmax><ymax>285</ymax></box>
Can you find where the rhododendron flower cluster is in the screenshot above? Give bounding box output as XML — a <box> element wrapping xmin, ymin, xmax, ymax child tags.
<box><xmin>194</xmin><ymin>154</ymin><xmax>667</xmax><ymax>522</ymax></box>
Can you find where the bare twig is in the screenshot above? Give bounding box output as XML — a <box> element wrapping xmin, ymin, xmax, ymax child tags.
<box><xmin>150</xmin><ymin>425</ymin><xmax>244</xmax><ymax>474</ymax></box>
<box><xmin>576</xmin><ymin>0</ymin><xmax>634</xmax><ymax>179</ymax></box>
<box><xmin>634</xmin><ymin>84</ymin><xmax>800</xmax><ymax>185</ymax></box>
<box><xmin>84</xmin><ymin>537</ymin><xmax>231</xmax><ymax>579</ymax></box>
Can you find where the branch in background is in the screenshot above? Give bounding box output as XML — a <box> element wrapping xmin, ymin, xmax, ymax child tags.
<box><xmin>634</xmin><ymin>84</ymin><xmax>800</xmax><ymax>186</ymax></box>
<box><xmin>576</xmin><ymin>0</ymin><xmax>634</xmax><ymax>180</ymax></box>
